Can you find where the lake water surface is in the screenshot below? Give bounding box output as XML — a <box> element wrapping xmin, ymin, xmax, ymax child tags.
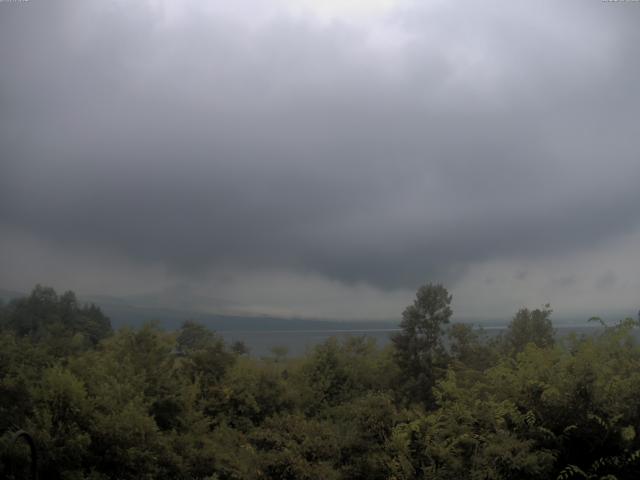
<box><xmin>218</xmin><ymin>323</ymin><xmax>613</xmax><ymax>357</ymax></box>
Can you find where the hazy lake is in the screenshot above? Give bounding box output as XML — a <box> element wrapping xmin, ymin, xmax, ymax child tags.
<box><xmin>218</xmin><ymin>323</ymin><xmax>613</xmax><ymax>357</ymax></box>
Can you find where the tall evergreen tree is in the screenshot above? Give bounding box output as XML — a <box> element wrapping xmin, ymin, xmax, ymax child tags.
<box><xmin>392</xmin><ymin>283</ymin><xmax>452</xmax><ymax>406</ymax></box>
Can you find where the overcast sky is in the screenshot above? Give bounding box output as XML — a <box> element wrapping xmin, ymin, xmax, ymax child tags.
<box><xmin>1</xmin><ymin>0</ymin><xmax>639</xmax><ymax>321</ymax></box>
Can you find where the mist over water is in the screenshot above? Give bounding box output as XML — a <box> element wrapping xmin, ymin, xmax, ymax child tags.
<box><xmin>219</xmin><ymin>323</ymin><xmax>609</xmax><ymax>356</ymax></box>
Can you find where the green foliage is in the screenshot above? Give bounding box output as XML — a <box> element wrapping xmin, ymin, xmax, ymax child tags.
<box><xmin>177</xmin><ymin>320</ymin><xmax>217</xmax><ymax>353</ymax></box>
<box><xmin>503</xmin><ymin>305</ymin><xmax>555</xmax><ymax>354</ymax></box>
<box><xmin>448</xmin><ymin>322</ymin><xmax>497</xmax><ymax>372</ymax></box>
<box><xmin>251</xmin><ymin>413</ymin><xmax>341</xmax><ymax>480</ymax></box>
<box><xmin>330</xmin><ymin>392</ymin><xmax>399</xmax><ymax>479</ymax></box>
<box><xmin>392</xmin><ymin>283</ymin><xmax>452</xmax><ymax>406</ymax></box>
<box><xmin>206</xmin><ymin>358</ymin><xmax>292</xmax><ymax>431</ymax></box>
<box><xmin>297</xmin><ymin>336</ymin><xmax>395</xmax><ymax>413</ymax></box>
<box><xmin>0</xmin><ymin>285</ymin><xmax>112</xmax><ymax>353</ymax></box>
<box><xmin>176</xmin><ymin>321</ymin><xmax>236</xmax><ymax>390</ymax></box>
<box><xmin>1</xmin><ymin>285</ymin><xmax>640</xmax><ymax>479</ymax></box>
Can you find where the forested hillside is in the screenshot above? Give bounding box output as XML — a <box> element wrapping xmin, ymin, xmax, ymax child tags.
<box><xmin>1</xmin><ymin>285</ymin><xmax>639</xmax><ymax>479</ymax></box>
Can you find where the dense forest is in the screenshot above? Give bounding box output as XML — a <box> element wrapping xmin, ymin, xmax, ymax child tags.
<box><xmin>1</xmin><ymin>284</ymin><xmax>639</xmax><ymax>479</ymax></box>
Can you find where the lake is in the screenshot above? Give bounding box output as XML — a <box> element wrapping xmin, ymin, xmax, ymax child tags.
<box><xmin>218</xmin><ymin>323</ymin><xmax>614</xmax><ymax>357</ymax></box>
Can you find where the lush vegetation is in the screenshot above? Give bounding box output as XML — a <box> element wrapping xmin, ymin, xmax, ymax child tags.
<box><xmin>1</xmin><ymin>284</ymin><xmax>639</xmax><ymax>479</ymax></box>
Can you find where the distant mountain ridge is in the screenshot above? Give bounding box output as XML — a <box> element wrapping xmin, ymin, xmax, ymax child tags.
<box><xmin>0</xmin><ymin>288</ymin><xmax>400</xmax><ymax>332</ymax></box>
<box><xmin>1</xmin><ymin>288</ymin><xmax>635</xmax><ymax>332</ymax></box>
<box><xmin>94</xmin><ymin>300</ymin><xmax>401</xmax><ymax>332</ymax></box>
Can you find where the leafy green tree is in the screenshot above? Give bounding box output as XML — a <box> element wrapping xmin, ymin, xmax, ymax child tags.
<box><xmin>448</xmin><ymin>323</ymin><xmax>496</xmax><ymax>372</ymax></box>
<box><xmin>176</xmin><ymin>320</ymin><xmax>216</xmax><ymax>354</ymax></box>
<box><xmin>250</xmin><ymin>413</ymin><xmax>341</xmax><ymax>480</ymax></box>
<box><xmin>0</xmin><ymin>285</ymin><xmax>111</xmax><ymax>350</ymax></box>
<box><xmin>392</xmin><ymin>283</ymin><xmax>452</xmax><ymax>406</ymax></box>
<box><xmin>504</xmin><ymin>305</ymin><xmax>555</xmax><ymax>354</ymax></box>
<box><xmin>28</xmin><ymin>366</ymin><xmax>92</xmax><ymax>479</ymax></box>
<box><xmin>0</xmin><ymin>333</ymin><xmax>40</xmax><ymax>433</ymax></box>
<box><xmin>331</xmin><ymin>392</ymin><xmax>398</xmax><ymax>480</ymax></box>
<box><xmin>206</xmin><ymin>358</ymin><xmax>292</xmax><ymax>431</ymax></box>
<box><xmin>296</xmin><ymin>336</ymin><xmax>394</xmax><ymax>413</ymax></box>
<box><xmin>176</xmin><ymin>322</ymin><xmax>235</xmax><ymax>382</ymax></box>
<box><xmin>298</xmin><ymin>338</ymin><xmax>351</xmax><ymax>411</ymax></box>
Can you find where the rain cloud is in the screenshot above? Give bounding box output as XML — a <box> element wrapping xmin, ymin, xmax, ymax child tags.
<box><xmin>1</xmin><ymin>0</ymin><xmax>639</xmax><ymax>319</ymax></box>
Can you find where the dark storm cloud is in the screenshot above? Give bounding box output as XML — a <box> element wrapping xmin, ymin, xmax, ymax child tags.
<box><xmin>2</xmin><ymin>0</ymin><xmax>640</xmax><ymax>289</ymax></box>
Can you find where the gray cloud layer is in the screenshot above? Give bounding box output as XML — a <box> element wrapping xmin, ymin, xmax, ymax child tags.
<box><xmin>2</xmin><ymin>0</ymin><xmax>640</xmax><ymax>297</ymax></box>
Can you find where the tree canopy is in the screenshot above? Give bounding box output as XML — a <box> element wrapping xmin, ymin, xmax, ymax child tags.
<box><xmin>504</xmin><ymin>304</ymin><xmax>555</xmax><ymax>354</ymax></box>
<box><xmin>392</xmin><ymin>283</ymin><xmax>452</xmax><ymax>405</ymax></box>
<box><xmin>1</xmin><ymin>285</ymin><xmax>639</xmax><ymax>480</ymax></box>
